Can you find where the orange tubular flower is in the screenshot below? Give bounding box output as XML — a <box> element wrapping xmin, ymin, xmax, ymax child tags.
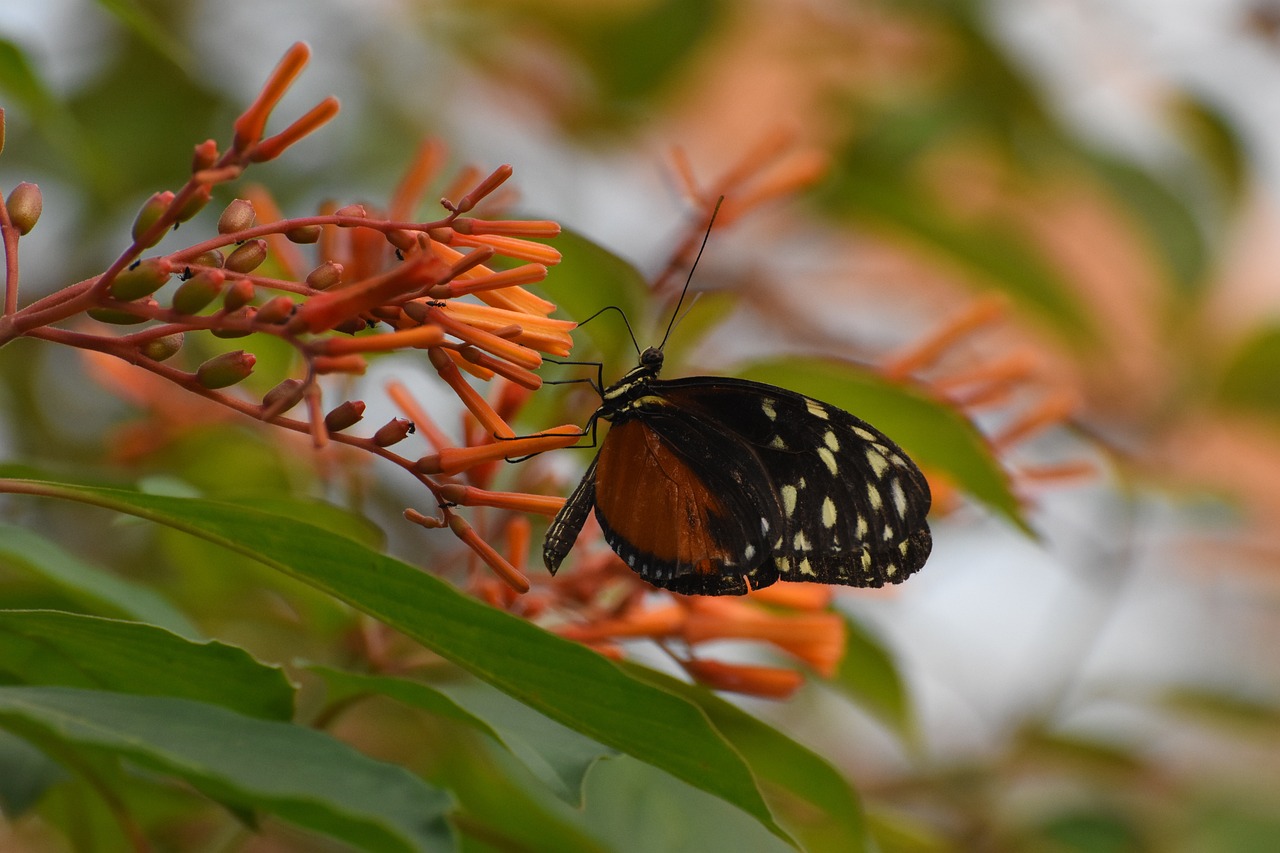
<box><xmin>415</xmin><ymin>425</ymin><xmax>582</xmax><ymax>476</ymax></box>
<box><xmin>449</xmin><ymin>515</ymin><xmax>530</xmax><ymax>593</ymax></box>
<box><xmin>439</xmin><ymin>483</ymin><xmax>566</xmax><ymax>516</ymax></box>
<box><xmin>679</xmin><ymin>659</ymin><xmax>805</xmax><ymax>700</ymax></box>
<box><xmin>428</xmin><ymin>347</ymin><xmax>515</xmax><ymax>439</ymax></box>
<box><xmin>682</xmin><ymin>599</ymin><xmax>847</xmax><ymax>678</ymax></box>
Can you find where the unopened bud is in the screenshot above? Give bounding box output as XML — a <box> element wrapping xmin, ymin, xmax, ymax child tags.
<box><xmin>323</xmin><ymin>400</ymin><xmax>365</xmax><ymax>433</ymax></box>
<box><xmin>305</xmin><ymin>261</ymin><xmax>342</xmax><ymax>290</ymax></box>
<box><xmin>225</xmin><ymin>239</ymin><xmax>268</xmax><ymax>273</ymax></box>
<box><xmin>286</xmin><ymin>224</ymin><xmax>321</xmax><ymax>244</ymax></box>
<box><xmin>333</xmin><ymin>203</ymin><xmax>366</xmax><ymax>219</ymax></box>
<box><xmin>6</xmin><ymin>182</ymin><xmax>42</xmax><ymax>235</ymax></box>
<box><xmin>88</xmin><ymin>304</ymin><xmax>152</xmax><ymax>325</ymax></box>
<box><xmin>131</xmin><ymin>191</ymin><xmax>174</xmax><ymax>247</ymax></box>
<box><xmin>196</xmin><ymin>350</ymin><xmax>256</xmax><ymax>389</ymax></box>
<box><xmin>333</xmin><ymin>316</ymin><xmax>367</xmax><ymax>335</ymax></box>
<box><xmin>262</xmin><ymin>378</ymin><xmax>305</xmax><ymax>415</ymax></box>
<box><xmin>192</xmin><ymin>139</ymin><xmax>219</xmax><ymax>172</ymax></box>
<box><xmin>174</xmin><ymin>185</ymin><xmax>212</xmax><ymax>223</ymax></box>
<box><xmin>217</xmin><ymin>198</ymin><xmax>256</xmax><ymax>234</ymax></box>
<box><xmin>373</xmin><ymin>417</ymin><xmax>415</xmax><ymax>447</ymax></box>
<box><xmin>222</xmin><ymin>279</ymin><xmax>256</xmax><ymax>312</ymax></box>
<box><xmin>172</xmin><ymin>269</ymin><xmax>225</xmax><ymax>314</ymax></box>
<box><xmin>109</xmin><ymin>259</ymin><xmax>171</xmax><ymax>301</ymax></box>
<box><xmin>211</xmin><ymin>307</ymin><xmax>254</xmax><ymax>338</ymax></box>
<box><xmin>254</xmin><ymin>295</ymin><xmax>294</xmax><ymax>325</ymax></box>
<box><xmin>386</xmin><ymin>229</ymin><xmax>417</xmax><ymax>252</ymax></box>
<box><xmin>193</xmin><ymin>248</ymin><xmax>225</xmax><ymax>268</ymax></box>
<box><xmin>140</xmin><ymin>332</ymin><xmax>184</xmax><ymax>362</ymax></box>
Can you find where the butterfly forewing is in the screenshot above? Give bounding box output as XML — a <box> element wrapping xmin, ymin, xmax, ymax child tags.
<box><xmin>654</xmin><ymin>377</ymin><xmax>933</xmax><ymax>588</ymax></box>
<box><xmin>591</xmin><ymin>414</ymin><xmax>785</xmax><ymax>595</ymax></box>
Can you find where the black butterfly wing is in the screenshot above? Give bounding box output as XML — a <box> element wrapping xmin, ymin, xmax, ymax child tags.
<box><xmin>654</xmin><ymin>376</ymin><xmax>932</xmax><ymax>588</ymax></box>
<box><xmin>590</xmin><ymin>412</ymin><xmax>787</xmax><ymax>595</ymax></box>
<box><xmin>543</xmin><ymin>455</ymin><xmax>597</xmax><ymax>575</ymax></box>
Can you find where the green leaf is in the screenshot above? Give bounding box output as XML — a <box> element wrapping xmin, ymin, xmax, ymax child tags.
<box><xmin>738</xmin><ymin>358</ymin><xmax>1025</xmax><ymax>531</ymax></box>
<box><xmin>1218</xmin><ymin>325</ymin><xmax>1280</xmax><ymax>417</ymax></box>
<box><xmin>0</xmin><ymin>610</ymin><xmax>294</xmax><ymax>721</ymax></box>
<box><xmin>0</xmin><ymin>728</ymin><xmax>66</xmax><ymax>816</ymax></box>
<box><xmin>0</xmin><ymin>476</ymin><xmax>789</xmax><ymax>843</ymax></box>
<box><xmin>312</xmin><ymin>666</ymin><xmax>616</xmax><ymax>806</ymax></box>
<box><xmin>0</xmin><ymin>522</ymin><xmax>198</xmax><ymax>636</ymax></box>
<box><xmin>0</xmin><ymin>686</ymin><xmax>453</xmax><ymax>852</ymax></box>
<box><xmin>1167</xmin><ymin>92</ymin><xmax>1248</xmax><ymax>206</ymax></box>
<box><xmin>0</xmin><ymin>38</ymin><xmax>58</xmax><ymax>117</ymax></box>
<box><xmin>90</xmin><ymin>0</ymin><xmax>189</xmax><ymax>71</ymax></box>
<box><xmin>621</xmin><ymin>662</ymin><xmax>870</xmax><ymax>852</ymax></box>
<box><xmin>833</xmin><ymin>614</ymin><xmax>916</xmax><ymax>746</ymax></box>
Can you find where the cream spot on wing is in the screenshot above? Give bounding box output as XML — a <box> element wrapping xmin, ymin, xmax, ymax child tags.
<box><xmin>781</xmin><ymin>484</ymin><xmax>798</xmax><ymax>516</ymax></box>
<box><xmin>865</xmin><ymin>448</ymin><xmax>889</xmax><ymax>478</ymax></box>
<box><xmin>891</xmin><ymin>479</ymin><xmax>908</xmax><ymax>517</ymax></box>
<box><xmin>744</xmin><ymin>544</ymin><xmax>756</xmax><ymax>560</ymax></box>
<box><xmin>760</xmin><ymin>517</ymin><xmax>770</xmax><ymax>535</ymax></box>
<box><xmin>824</xmin><ymin>430</ymin><xmax>840</xmax><ymax>451</ymax></box>
<box><xmin>885</xmin><ymin>562</ymin><xmax>898</xmax><ymax>577</ymax></box>
<box><xmin>761</xmin><ymin>399</ymin><xmax>777</xmax><ymax>420</ymax></box>
<box><xmin>822</xmin><ymin>496</ymin><xmax>838</xmax><ymax>528</ymax></box>
<box><xmin>855</xmin><ymin>515</ymin><xmax>869</xmax><ymax>539</ymax></box>
<box><xmin>853</xmin><ymin>427</ymin><xmax>877</xmax><ymax>442</ymax></box>
<box><xmin>769</xmin><ymin>435</ymin><xmax>787</xmax><ymax>450</ymax></box>
<box><xmin>899</xmin><ymin>540</ymin><xmax>911</xmax><ymax>556</ymax></box>
<box><xmin>793</xmin><ymin>531</ymin><xmax>811</xmax><ymax>550</ymax></box>
<box><xmin>818</xmin><ymin>447</ymin><xmax>838</xmax><ymax>475</ymax></box>
<box><xmin>805</xmin><ymin>399</ymin><xmax>828</xmax><ymax>419</ymax></box>
<box><xmin>867</xmin><ymin>483</ymin><xmax>884</xmax><ymax>511</ymax></box>
<box><xmin>882</xmin><ymin>526</ymin><xmax>894</xmax><ymax>541</ymax></box>
<box><xmin>798</xmin><ymin>557</ymin><xmax>816</xmax><ymax>576</ymax></box>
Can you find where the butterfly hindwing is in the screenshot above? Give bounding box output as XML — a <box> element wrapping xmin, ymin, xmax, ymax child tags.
<box><xmin>591</xmin><ymin>410</ymin><xmax>785</xmax><ymax>595</ymax></box>
<box><xmin>543</xmin><ymin>456</ymin><xmax>597</xmax><ymax>575</ymax></box>
<box><xmin>655</xmin><ymin>377</ymin><xmax>933</xmax><ymax>588</ymax></box>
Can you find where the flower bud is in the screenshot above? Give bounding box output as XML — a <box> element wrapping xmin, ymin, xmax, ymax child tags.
<box><xmin>222</xmin><ymin>279</ymin><xmax>256</xmax><ymax>312</ymax></box>
<box><xmin>109</xmin><ymin>259</ymin><xmax>171</xmax><ymax>301</ymax></box>
<box><xmin>262</xmin><ymin>378</ymin><xmax>305</xmax><ymax>415</ymax></box>
<box><xmin>286</xmin><ymin>224</ymin><xmax>321</xmax><ymax>244</ymax></box>
<box><xmin>373</xmin><ymin>417</ymin><xmax>415</xmax><ymax>447</ymax></box>
<box><xmin>254</xmin><ymin>295</ymin><xmax>294</xmax><ymax>325</ymax></box>
<box><xmin>192</xmin><ymin>139</ymin><xmax>219</xmax><ymax>172</ymax></box>
<box><xmin>333</xmin><ymin>203</ymin><xmax>366</xmax><ymax>219</ymax></box>
<box><xmin>193</xmin><ymin>248</ymin><xmax>225</xmax><ymax>268</ymax></box>
<box><xmin>386</xmin><ymin>229</ymin><xmax>417</xmax><ymax>252</ymax></box>
<box><xmin>196</xmin><ymin>350</ymin><xmax>256</xmax><ymax>389</ymax></box>
<box><xmin>172</xmin><ymin>269</ymin><xmax>225</xmax><ymax>314</ymax></box>
<box><xmin>305</xmin><ymin>261</ymin><xmax>342</xmax><ymax>290</ymax></box>
<box><xmin>211</xmin><ymin>306</ymin><xmax>254</xmax><ymax>338</ymax></box>
<box><xmin>131</xmin><ymin>191</ymin><xmax>174</xmax><ymax>247</ymax></box>
<box><xmin>88</xmin><ymin>304</ymin><xmax>151</xmax><ymax>325</ymax></box>
<box><xmin>140</xmin><ymin>332</ymin><xmax>184</xmax><ymax>362</ymax></box>
<box><xmin>6</xmin><ymin>182</ymin><xmax>42</xmax><ymax>235</ymax></box>
<box><xmin>174</xmin><ymin>185</ymin><xmax>212</xmax><ymax>223</ymax></box>
<box><xmin>323</xmin><ymin>400</ymin><xmax>365</xmax><ymax>433</ymax></box>
<box><xmin>225</xmin><ymin>239</ymin><xmax>268</xmax><ymax>273</ymax></box>
<box><xmin>217</xmin><ymin>198</ymin><xmax>256</xmax><ymax>234</ymax></box>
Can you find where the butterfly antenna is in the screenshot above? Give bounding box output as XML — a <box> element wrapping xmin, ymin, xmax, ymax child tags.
<box><xmin>659</xmin><ymin>197</ymin><xmax>724</xmax><ymax>351</ymax></box>
<box><xmin>575</xmin><ymin>304</ymin><xmax>641</xmax><ymax>358</ymax></box>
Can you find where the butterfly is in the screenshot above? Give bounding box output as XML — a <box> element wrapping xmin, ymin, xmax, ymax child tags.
<box><xmin>541</xmin><ymin>341</ymin><xmax>933</xmax><ymax>595</ymax></box>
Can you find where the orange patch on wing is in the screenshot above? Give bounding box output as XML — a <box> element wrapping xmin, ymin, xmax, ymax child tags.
<box><xmin>595</xmin><ymin>419</ymin><xmax>729</xmax><ymax>565</ymax></box>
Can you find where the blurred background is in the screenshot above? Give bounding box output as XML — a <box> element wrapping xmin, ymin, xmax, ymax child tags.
<box><xmin>3</xmin><ymin>0</ymin><xmax>1280</xmax><ymax>849</ymax></box>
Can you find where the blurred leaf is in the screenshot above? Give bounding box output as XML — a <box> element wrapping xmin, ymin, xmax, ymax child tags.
<box><xmin>1218</xmin><ymin>325</ymin><xmax>1280</xmax><ymax>416</ymax></box>
<box><xmin>1031</xmin><ymin>808</ymin><xmax>1147</xmax><ymax>853</ymax></box>
<box><xmin>0</xmin><ymin>476</ymin><xmax>790</xmax><ymax>843</ymax></box>
<box><xmin>821</xmin><ymin>138</ymin><xmax>1093</xmax><ymax>340</ymax></box>
<box><xmin>866</xmin><ymin>807</ymin><xmax>952</xmax><ymax>853</ymax></box>
<box><xmin>1159</xmin><ymin>685</ymin><xmax>1280</xmax><ymax>733</ymax></box>
<box><xmin>91</xmin><ymin>0</ymin><xmax>188</xmax><ymax>70</ymax></box>
<box><xmin>581</xmin><ymin>755</ymin><xmax>792</xmax><ymax>853</ymax></box>
<box><xmin>622</xmin><ymin>662</ymin><xmax>869</xmax><ymax>852</ymax></box>
<box><xmin>1168</xmin><ymin>92</ymin><xmax>1249</xmax><ymax>205</ymax></box>
<box><xmin>1012</xmin><ymin>727</ymin><xmax>1145</xmax><ymax>779</ymax></box>
<box><xmin>1084</xmin><ymin>151</ymin><xmax>1209</xmax><ymax>300</ymax></box>
<box><xmin>312</xmin><ymin>666</ymin><xmax>616</xmax><ymax>806</ymax></box>
<box><xmin>1187</xmin><ymin>802</ymin><xmax>1280</xmax><ymax>853</ymax></box>
<box><xmin>0</xmin><ymin>610</ymin><xmax>294</xmax><ymax>721</ymax></box>
<box><xmin>833</xmin><ymin>614</ymin><xmax>916</xmax><ymax>746</ymax></box>
<box><xmin>0</xmin><ymin>39</ymin><xmax>58</xmax><ymax>117</ymax></box>
<box><xmin>0</xmin><ymin>686</ymin><xmax>453</xmax><ymax>852</ymax></box>
<box><xmin>739</xmin><ymin>358</ymin><xmax>1025</xmax><ymax>531</ymax></box>
<box><xmin>0</xmin><ymin>728</ymin><xmax>67</xmax><ymax>816</ymax></box>
<box><xmin>0</xmin><ymin>522</ymin><xmax>197</xmax><ymax>636</ymax></box>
